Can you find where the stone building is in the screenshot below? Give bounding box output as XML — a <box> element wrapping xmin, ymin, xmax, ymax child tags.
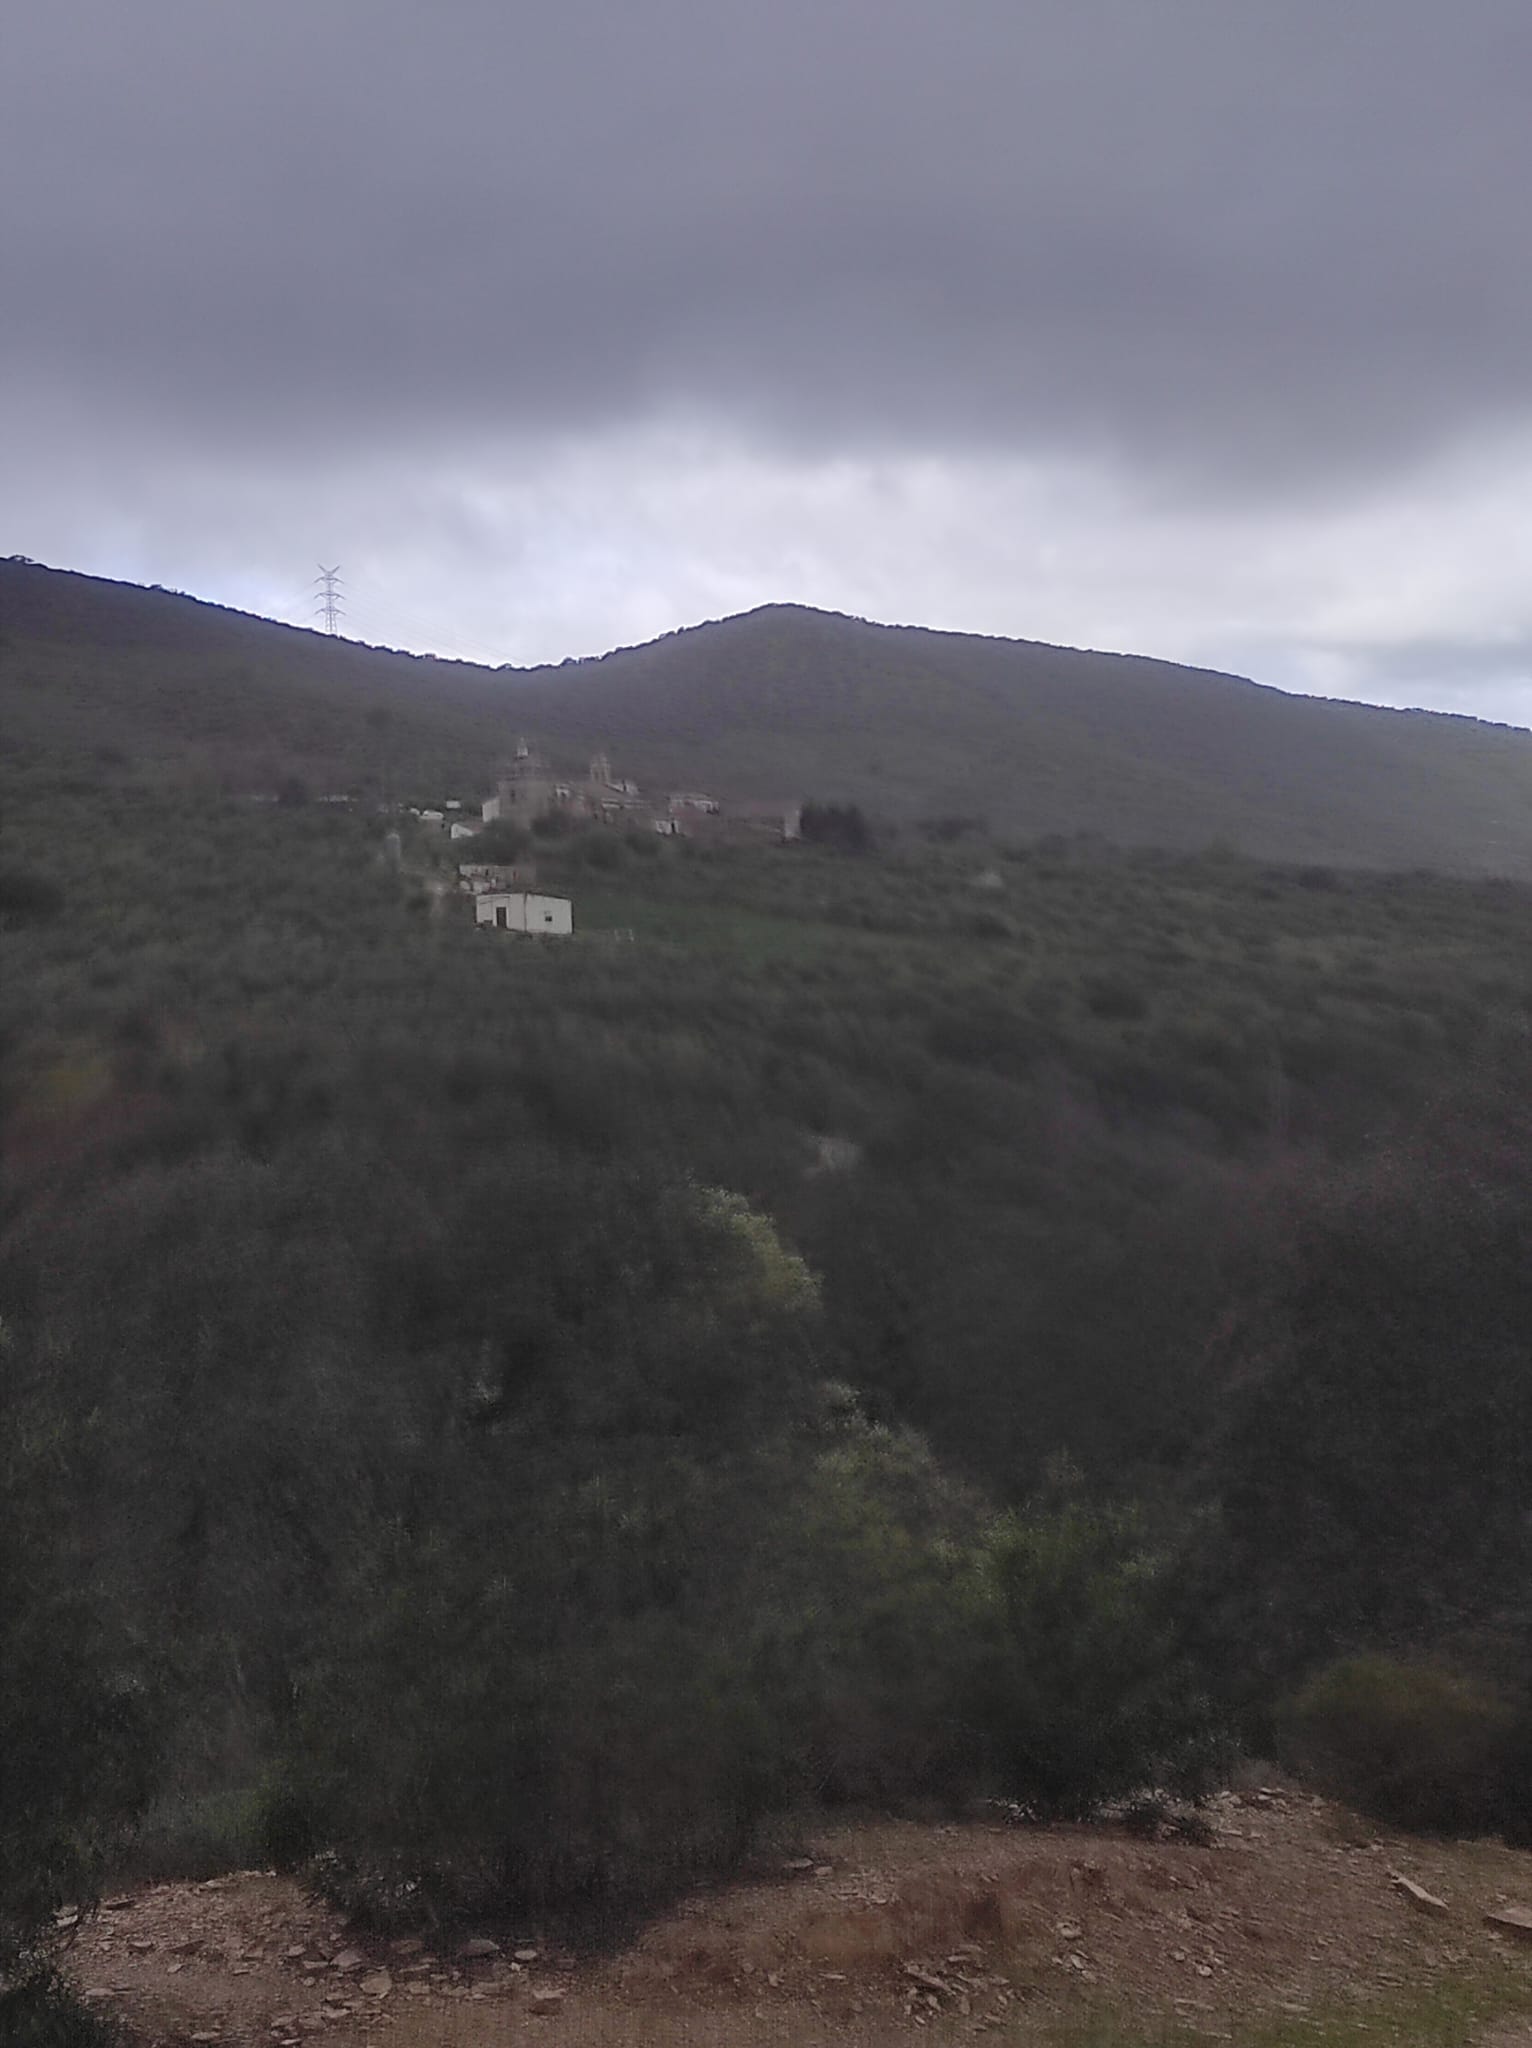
<box><xmin>482</xmin><ymin>738</ymin><xmax>561</xmax><ymax>823</ymax></box>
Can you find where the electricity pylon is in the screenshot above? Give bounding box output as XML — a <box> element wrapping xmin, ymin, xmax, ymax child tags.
<box><xmin>314</xmin><ymin>565</ymin><xmax>344</xmax><ymax>635</ymax></box>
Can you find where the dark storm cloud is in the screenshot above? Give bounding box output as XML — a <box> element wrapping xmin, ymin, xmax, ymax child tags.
<box><xmin>5</xmin><ymin>0</ymin><xmax>1532</xmax><ymax>498</ymax></box>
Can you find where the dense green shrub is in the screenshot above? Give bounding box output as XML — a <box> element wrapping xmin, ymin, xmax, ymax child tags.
<box><xmin>569</xmin><ymin>828</ymin><xmax>623</xmax><ymax>869</ymax></box>
<box><xmin>0</xmin><ymin>1964</ymin><xmax>126</xmax><ymax>2048</ymax></box>
<box><xmin>787</xmin><ymin>1421</ymin><xmax>988</xmax><ymax>1804</ymax></box>
<box><xmin>1209</xmin><ymin>1097</ymin><xmax>1532</xmax><ymax>1691</ymax></box>
<box><xmin>0</xmin><ymin>870</ymin><xmax>64</xmax><ymax>923</ymax></box>
<box><xmin>1081</xmin><ymin>972</ymin><xmax>1149</xmax><ymax>1021</ymax></box>
<box><xmin>261</xmin><ymin>1182</ymin><xmax>985</xmax><ymax>1928</ymax></box>
<box><xmin>973</xmin><ymin>1482</ymin><xmax>1225</xmax><ymax>1819</ymax></box>
<box><xmin>800</xmin><ymin>802</ymin><xmax>872</xmax><ymax>853</ymax></box>
<box><xmin>1280</xmin><ymin>1655</ymin><xmax>1514</xmax><ymax>1834</ymax></box>
<box><xmin>290</xmin><ymin>1412</ymin><xmax>988</xmax><ymax>1931</ymax></box>
<box><xmin>0</xmin><ymin>1338</ymin><xmax>158</xmax><ymax>2025</ymax></box>
<box><xmin>468</xmin><ymin>817</ymin><xmax>532</xmax><ymax>862</ymax></box>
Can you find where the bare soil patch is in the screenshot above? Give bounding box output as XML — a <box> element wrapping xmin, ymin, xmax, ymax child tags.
<box><xmin>62</xmin><ymin>1787</ymin><xmax>1532</xmax><ymax>2046</ymax></box>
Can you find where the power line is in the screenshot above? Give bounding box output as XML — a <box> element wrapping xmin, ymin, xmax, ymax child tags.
<box><xmin>313</xmin><ymin>564</ymin><xmax>345</xmax><ymax>635</ymax></box>
<box><xmin>269</xmin><ymin>583</ymin><xmax>326</xmax><ymax>630</ymax></box>
<box><xmin>283</xmin><ymin>567</ymin><xmax>514</xmax><ymax>668</ymax></box>
<box><xmin>350</xmin><ymin>592</ymin><xmax>512</xmax><ymax>669</ymax></box>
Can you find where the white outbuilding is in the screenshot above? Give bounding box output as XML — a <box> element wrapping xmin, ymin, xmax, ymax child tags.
<box><xmin>474</xmin><ymin>890</ymin><xmax>573</xmax><ymax>936</ymax></box>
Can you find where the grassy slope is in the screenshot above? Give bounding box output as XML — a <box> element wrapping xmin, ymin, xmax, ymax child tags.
<box><xmin>6</xmin><ymin>559</ymin><xmax>1532</xmax><ymax>871</ymax></box>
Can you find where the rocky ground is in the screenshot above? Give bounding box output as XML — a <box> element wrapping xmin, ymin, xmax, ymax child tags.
<box><xmin>58</xmin><ymin>1786</ymin><xmax>1532</xmax><ymax>2046</ymax></box>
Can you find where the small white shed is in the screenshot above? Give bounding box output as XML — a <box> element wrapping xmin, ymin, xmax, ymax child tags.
<box><xmin>474</xmin><ymin>890</ymin><xmax>573</xmax><ymax>936</ymax></box>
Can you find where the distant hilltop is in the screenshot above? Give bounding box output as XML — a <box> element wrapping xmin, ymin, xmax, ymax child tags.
<box><xmin>6</xmin><ymin>558</ymin><xmax>1532</xmax><ymax>872</ymax></box>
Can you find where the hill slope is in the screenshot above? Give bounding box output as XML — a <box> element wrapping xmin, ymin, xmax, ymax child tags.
<box><xmin>4</xmin><ymin>558</ymin><xmax>1531</xmax><ymax>870</ymax></box>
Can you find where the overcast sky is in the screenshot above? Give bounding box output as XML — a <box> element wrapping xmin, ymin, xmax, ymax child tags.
<box><xmin>5</xmin><ymin>0</ymin><xmax>1532</xmax><ymax>717</ymax></box>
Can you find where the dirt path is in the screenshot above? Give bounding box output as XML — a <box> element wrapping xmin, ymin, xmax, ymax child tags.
<box><xmin>61</xmin><ymin>1788</ymin><xmax>1532</xmax><ymax>2046</ymax></box>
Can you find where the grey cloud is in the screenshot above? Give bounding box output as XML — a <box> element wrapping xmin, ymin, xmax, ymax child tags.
<box><xmin>1323</xmin><ymin>639</ymin><xmax>1532</xmax><ymax>711</ymax></box>
<box><xmin>5</xmin><ymin>0</ymin><xmax>1532</xmax><ymax>499</ymax></box>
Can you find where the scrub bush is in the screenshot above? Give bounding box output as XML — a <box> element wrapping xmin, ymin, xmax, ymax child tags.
<box><xmin>1281</xmin><ymin>1655</ymin><xmax>1514</xmax><ymax>1834</ymax></box>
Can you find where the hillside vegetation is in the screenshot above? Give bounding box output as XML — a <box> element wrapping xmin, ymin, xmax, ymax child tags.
<box><xmin>7</xmin><ymin>557</ymin><xmax>1532</xmax><ymax>868</ymax></box>
<box><xmin>8</xmin><ymin>564</ymin><xmax>1532</xmax><ymax>2033</ymax></box>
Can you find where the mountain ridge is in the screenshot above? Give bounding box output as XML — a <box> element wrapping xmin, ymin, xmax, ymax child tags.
<box><xmin>4</xmin><ymin>557</ymin><xmax>1531</xmax><ymax>872</ymax></box>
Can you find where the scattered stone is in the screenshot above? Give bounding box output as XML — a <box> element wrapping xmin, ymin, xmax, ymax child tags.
<box><xmin>389</xmin><ymin>1936</ymin><xmax>425</xmax><ymax>1956</ymax></box>
<box><xmin>360</xmin><ymin>1971</ymin><xmax>393</xmax><ymax>1999</ymax></box>
<box><xmin>1485</xmin><ymin>1905</ymin><xmax>1532</xmax><ymax>1941</ymax></box>
<box><xmin>82</xmin><ymin>1990</ymin><xmax>117</xmax><ymax>2005</ymax></box>
<box><xmin>1390</xmin><ymin>1872</ymin><xmax>1449</xmax><ymax>1917</ymax></box>
<box><xmin>514</xmin><ymin>1947</ymin><xmax>540</xmax><ymax>1964</ymax></box>
<box><xmin>459</xmin><ymin>1937</ymin><xmax>501</xmax><ymax>1960</ymax></box>
<box><xmin>331</xmin><ymin>1947</ymin><xmax>366</xmax><ymax>1972</ymax></box>
<box><xmin>103</xmin><ymin>1897</ymin><xmax>136</xmax><ymax>1912</ymax></box>
<box><xmin>128</xmin><ymin>1937</ymin><xmax>156</xmax><ymax>1954</ymax></box>
<box><xmin>530</xmin><ymin>1985</ymin><xmax>566</xmax><ymax>2014</ymax></box>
